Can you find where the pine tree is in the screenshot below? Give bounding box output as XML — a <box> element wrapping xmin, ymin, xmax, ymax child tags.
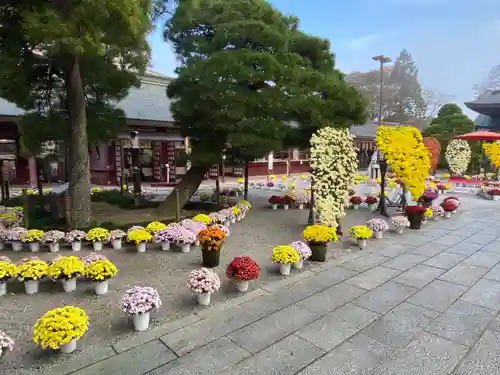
<box><xmin>387</xmin><ymin>49</ymin><xmax>426</xmax><ymax>123</ymax></box>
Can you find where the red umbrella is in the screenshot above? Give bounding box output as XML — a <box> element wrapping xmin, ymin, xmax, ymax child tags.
<box><xmin>455</xmin><ymin>131</ymin><xmax>500</xmax><ymax>141</ymax></box>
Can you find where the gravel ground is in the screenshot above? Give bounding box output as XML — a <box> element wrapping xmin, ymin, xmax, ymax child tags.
<box><xmin>0</xmin><ymin>185</ymin><xmax>407</xmax><ymax>373</ymax></box>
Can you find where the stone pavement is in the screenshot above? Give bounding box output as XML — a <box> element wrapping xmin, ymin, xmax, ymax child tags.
<box><xmin>33</xmin><ymin>198</ymin><xmax>500</xmax><ymax>375</ymax></box>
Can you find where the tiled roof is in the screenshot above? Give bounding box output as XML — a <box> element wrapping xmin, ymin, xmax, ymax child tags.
<box><xmin>467</xmin><ymin>90</ymin><xmax>500</xmax><ymax>105</ymax></box>
<box><xmin>350</xmin><ymin>120</ymin><xmax>424</xmax><ymax>138</ymax></box>
<box><xmin>0</xmin><ymin>72</ymin><xmax>174</xmax><ymax>122</ymax></box>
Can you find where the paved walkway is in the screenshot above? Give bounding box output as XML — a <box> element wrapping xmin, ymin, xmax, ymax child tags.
<box><xmin>32</xmin><ymin>198</ymin><xmax>500</xmax><ymax>375</ymax></box>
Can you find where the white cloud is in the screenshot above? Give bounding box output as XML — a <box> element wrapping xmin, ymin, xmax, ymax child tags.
<box><xmin>347</xmin><ymin>33</ymin><xmax>382</xmax><ymax>50</ymax></box>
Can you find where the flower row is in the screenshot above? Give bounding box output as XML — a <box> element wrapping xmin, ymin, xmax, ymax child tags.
<box><xmin>268</xmin><ymin>194</ymin><xmax>310</xmax><ymax>209</ymax></box>
<box><xmin>0</xmin><ymin>200</ymin><xmax>252</xmax><ymax>253</ymax></box>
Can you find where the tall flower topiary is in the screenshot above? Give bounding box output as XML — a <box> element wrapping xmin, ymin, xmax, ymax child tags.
<box><xmin>423</xmin><ymin>136</ymin><xmax>441</xmax><ymax>172</ymax></box>
<box><xmin>310</xmin><ymin>127</ymin><xmax>358</xmax><ymax>226</ymax></box>
<box><xmin>445</xmin><ymin>139</ymin><xmax>471</xmax><ymax>175</ymax></box>
<box><xmin>483</xmin><ymin>142</ymin><xmax>500</xmax><ymax>168</ymax></box>
<box><xmin>376</xmin><ymin>126</ymin><xmax>430</xmax><ymax>200</ymax></box>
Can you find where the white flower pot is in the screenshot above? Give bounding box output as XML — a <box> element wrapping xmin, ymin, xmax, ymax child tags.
<box><xmin>396</xmin><ymin>227</ymin><xmax>404</xmax><ymax>234</ymax></box>
<box><xmin>197</xmin><ymin>292</ymin><xmax>211</xmax><ymax>306</ymax></box>
<box><xmin>111</xmin><ymin>239</ymin><xmax>122</xmax><ymax>250</ymax></box>
<box><xmin>352</xmin><ymin>204</ymin><xmax>359</xmax><ymax>210</ymax></box>
<box><xmin>62</xmin><ymin>278</ymin><xmax>77</xmax><ymax>292</ymax></box>
<box><xmin>95</xmin><ymin>280</ymin><xmax>109</xmax><ymax>295</ymax></box>
<box><xmin>0</xmin><ymin>242</ymin><xmax>4</xmax><ymax>250</ymax></box>
<box><xmin>283</xmin><ymin>204</ymin><xmax>289</xmax><ymax>210</ymax></box>
<box><xmin>180</xmin><ymin>243</ymin><xmax>190</xmax><ymax>253</ymax></box>
<box><xmin>293</xmin><ymin>258</ymin><xmax>304</xmax><ymax>269</ymax></box>
<box><xmin>374</xmin><ymin>232</ymin><xmax>383</xmax><ymax>239</ymax></box>
<box><xmin>230</xmin><ymin>218</ymin><xmax>236</xmax><ymax>224</ymax></box>
<box><xmin>494</xmin><ymin>195</ymin><xmax>499</xmax><ymax>201</ymax></box>
<box><xmin>223</xmin><ymin>220</ymin><xmax>231</xmax><ymax>227</ymax></box>
<box><xmin>369</xmin><ymin>204</ymin><xmax>377</xmax><ymax>211</ymax></box>
<box><xmin>161</xmin><ymin>242</ymin><xmax>171</xmax><ymax>251</ymax></box>
<box><xmin>29</xmin><ymin>242</ymin><xmax>40</xmax><ymax>252</ymax></box>
<box><xmin>49</xmin><ymin>243</ymin><xmax>60</xmax><ymax>253</ymax></box>
<box><xmin>445</xmin><ymin>212</ymin><xmax>452</xmax><ymax>218</ymax></box>
<box><xmin>59</xmin><ymin>339</ymin><xmax>77</xmax><ymax>354</ymax></box>
<box><xmin>25</xmin><ymin>280</ymin><xmax>39</xmax><ymax>295</ymax></box>
<box><xmin>132</xmin><ymin>312</ymin><xmax>150</xmax><ymax>331</ymax></box>
<box><xmin>235</xmin><ymin>280</ymin><xmax>249</xmax><ymax>292</ymax></box>
<box><xmin>136</xmin><ymin>243</ymin><xmax>147</xmax><ymax>253</ymax></box>
<box><xmin>271</xmin><ymin>204</ymin><xmax>277</xmax><ymax>210</ymax></box>
<box><xmin>93</xmin><ymin>241</ymin><xmax>103</xmax><ymax>251</ymax></box>
<box><xmin>279</xmin><ymin>263</ymin><xmax>292</xmax><ymax>276</ymax></box>
<box><xmin>72</xmin><ymin>241</ymin><xmax>82</xmax><ymax>251</ymax></box>
<box><xmin>357</xmin><ymin>239</ymin><xmax>367</xmax><ymax>249</ymax></box>
<box><xmin>0</xmin><ymin>282</ymin><xmax>6</xmax><ymax>296</ymax></box>
<box><xmin>452</xmin><ymin>210</ymin><xmax>457</xmax><ymax>214</ymax></box>
<box><xmin>298</xmin><ymin>203</ymin><xmax>304</xmax><ymax>210</ymax></box>
<box><xmin>12</xmin><ymin>242</ymin><xmax>22</xmax><ymax>252</ymax></box>
<box><xmin>194</xmin><ymin>239</ymin><xmax>200</xmax><ymax>247</ymax></box>
<box><xmin>433</xmin><ymin>216</ymin><xmax>439</xmax><ymax>221</ymax></box>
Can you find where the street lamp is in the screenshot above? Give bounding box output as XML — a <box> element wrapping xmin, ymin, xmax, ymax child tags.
<box><xmin>372</xmin><ymin>55</ymin><xmax>391</xmax><ymax>217</ymax></box>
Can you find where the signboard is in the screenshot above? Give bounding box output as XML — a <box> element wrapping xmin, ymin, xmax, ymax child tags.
<box><xmin>0</xmin><ymin>140</ymin><xmax>16</xmax><ymax>160</ymax></box>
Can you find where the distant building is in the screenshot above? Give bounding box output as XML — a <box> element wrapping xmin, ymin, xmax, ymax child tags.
<box><xmin>465</xmin><ymin>90</ymin><xmax>500</xmax><ymax>131</ymax></box>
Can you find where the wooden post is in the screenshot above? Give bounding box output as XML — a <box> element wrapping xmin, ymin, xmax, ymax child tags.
<box><xmin>215</xmin><ymin>167</ymin><xmax>220</xmax><ymax>206</ymax></box>
<box><xmin>175</xmin><ymin>188</ymin><xmax>181</xmax><ymax>221</ymax></box>
<box><xmin>0</xmin><ymin>172</ymin><xmax>4</xmax><ymax>201</ymax></box>
<box><xmin>64</xmin><ymin>192</ymin><xmax>71</xmax><ymax>230</ymax></box>
<box><xmin>4</xmin><ymin>181</ymin><xmax>9</xmax><ymax>201</ymax></box>
<box><xmin>119</xmin><ymin>175</ymin><xmax>124</xmax><ymax>196</ymax></box>
<box><xmin>22</xmin><ymin>188</ymin><xmax>29</xmax><ymax>229</ymax></box>
<box><xmin>243</xmin><ymin>162</ymin><xmax>249</xmax><ymax>200</ymax></box>
<box><xmin>131</xmin><ymin>148</ymin><xmax>141</xmax><ymax>207</ymax></box>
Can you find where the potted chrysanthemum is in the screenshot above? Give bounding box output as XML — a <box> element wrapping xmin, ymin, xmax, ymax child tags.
<box><xmin>20</xmin><ymin>229</ymin><xmax>44</xmax><ymax>252</ymax></box>
<box><xmin>391</xmin><ymin>216</ymin><xmax>410</xmax><ymax>234</ymax></box>
<box><xmin>301</xmin><ymin>225</ymin><xmax>337</xmax><ymax>262</ymax></box>
<box><xmin>349</xmin><ymin>225</ymin><xmax>373</xmax><ymax>248</ymax></box>
<box><xmin>272</xmin><ymin>245</ymin><xmax>300</xmax><ymax>276</ymax></box>
<box><xmin>0</xmin><ymin>330</ymin><xmax>14</xmax><ymax>358</ymax></box>
<box><xmin>145</xmin><ymin>221</ymin><xmax>167</xmax><ymax>234</ymax></box>
<box><xmin>0</xmin><ymin>258</ymin><xmax>16</xmax><ymax>296</ymax></box>
<box><xmin>290</xmin><ymin>241</ymin><xmax>312</xmax><ymax>269</ymax></box>
<box><xmin>154</xmin><ymin>228</ymin><xmax>172</xmax><ymax>251</ymax></box>
<box><xmin>33</xmin><ymin>306</ymin><xmax>88</xmax><ymax>354</ymax></box>
<box><xmin>187</xmin><ymin>268</ymin><xmax>221</xmax><ymax>305</ymax></box>
<box><xmin>210</xmin><ymin>223</ymin><xmax>230</xmax><ymax>237</ymax></box>
<box><xmin>84</xmin><ymin>259</ymin><xmax>118</xmax><ymax>295</ymax></box>
<box><xmin>109</xmin><ymin>229</ymin><xmax>126</xmax><ymax>249</ymax></box>
<box><xmin>350</xmin><ymin>196</ymin><xmax>363</xmax><ymax>209</ymax></box>
<box><xmin>180</xmin><ymin>219</ymin><xmax>207</xmax><ymax>246</ymax></box>
<box><xmin>364</xmin><ymin>195</ymin><xmax>378</xmax><ymax>211</ymax></box>
<box><xmin>120</xmin><ymin>286</ymin><xmax>162</xmax><ymax>331</ymax></box>
<box><xmin>431</xmin><ymin>204</ymin><xmax>444</xmax><ymax>220</ymax></box>
<box><xmin>197</xmin><ymin>228</ymin><xmax>226</xmax><ymax>267</ymax></box>
<box><xmin>406</xmin><ymin>205</ymin><xmax>426</xmax><ymax>228</ymax></box>
<box><xmin>85</xmin><ymin>227</ymin><xmax>110</xmax><ymax>251</ymax></box>
<box><xmin>423</xmin><ymin>208</ymin><xmax>433</xmax><ymax>223</ymax></box>
<box><xmin>296</xmin><ymin>195</ymin><xmax>309</xmax><ymax>210</ymax></box>
<box><xmin>41</xmin><ymin>230</ymin><xmax>65</xmax><ymax>252</ymax></box>
<box><xmin>64</xmin><ymin>230</ymin><xmax>86</xmax><ymax>251</ymax></box>
<box><xmin>230</xmin><ymin>206</ymin><xmax>241</xmax><ymax>222</ymax></box>
<box><xmin>268</xmin><ymin>195</ymin><xmax>282</xmax><ymax>210</ymax></box>
<box><xmin>127</xmin><ymin>228</ymin><xmax>152</xmax><ymax>252</ymax></box>
<box><xmin>166</xmin><ymin>225</ymin><xmax>196</xmax><ymax>253</ymax></box>
<box><xmin>16</xmin><ymin>258</ymin><xmax>48</xmax><ymax>295</ymax></box>
<box><xmin>366</xmin><ymin>219</ymin><xmax>389</xmax><ymax>239</ymax></box>
<box><xmin>6</xmin><ymin>227</ymin><xmax>26</xmax><ymax>251</ymax></box>
<box><xmin>236</xmin><ymin>200</ymin><xmax>251</xmax><ymax>218</ymax></box>
<box><xmin>226</xmin><ymin>256</ymin><xmax>260</xmax><ymax>292</ymax></box>
<box><xmin>192</xmin><ymin>214</ymin><xmax>212</xmax><ymax>225</ymax></box>
<box><xmin>441</xmin><ymin>201</ymin><xmax>457</xmax><ymax>218</ymax></box>
<box><xmin>48</xmin><ymin>256</ymin><xmax>85</xmax><ymax>292</ymax></box>
<box><xmin>82</xmin><ymin>252</ymin><xmax>108</xmax><ymax>266</ymax></box>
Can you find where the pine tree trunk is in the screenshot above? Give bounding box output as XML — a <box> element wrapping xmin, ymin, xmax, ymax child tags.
<box><xmin>65</xmin><ymin>56</ymin><xmax>91</xmax><ymax>228</ymax></box>
<box><xmin>155</xmin><ymin>164</ymin><xmax>211</xmax><ymax>215</ymax></box>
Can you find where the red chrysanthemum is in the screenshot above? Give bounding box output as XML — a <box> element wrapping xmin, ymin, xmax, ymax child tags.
<box><xmin>226</xmin><ymin>256</ymin><xmax>260</xmax><ymax>281</ymax></box>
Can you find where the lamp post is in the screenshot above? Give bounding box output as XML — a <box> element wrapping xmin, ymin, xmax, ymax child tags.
<box><xmin>372</xmin><ymin>55</ymin><xmax>391</xmax><ymax>217</ymax></box>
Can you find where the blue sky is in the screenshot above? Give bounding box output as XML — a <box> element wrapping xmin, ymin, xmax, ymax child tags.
<box><xmin>147</xmin><ymin>0</ymin><xmax>500</xmax><ymax>116</ymax></box>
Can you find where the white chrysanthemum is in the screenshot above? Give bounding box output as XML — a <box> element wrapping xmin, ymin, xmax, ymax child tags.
<box><xmin>445</xmin><ymin>140</ymin><xmax>470</xmax><ymax>175</ymax></box>
<box><xmin>310</xmin><ymin>128</ymin><xmax>358</xmax><ymax>226</ymax></box>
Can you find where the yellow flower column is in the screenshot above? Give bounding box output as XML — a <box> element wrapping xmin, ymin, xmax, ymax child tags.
<box><xmin>375</xmin><ymin>126</ymin><xmax>430</xmax><ymax>200</ymax></box>
<box><xmin>483</xmin><ymin>143</ymin><xmax>500</xmax><ymax>168</ymax></box>
<box><xmin>310</xmin><ymin>127</ymin><xmax>358</xmax><ymax>227</ymax></box>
